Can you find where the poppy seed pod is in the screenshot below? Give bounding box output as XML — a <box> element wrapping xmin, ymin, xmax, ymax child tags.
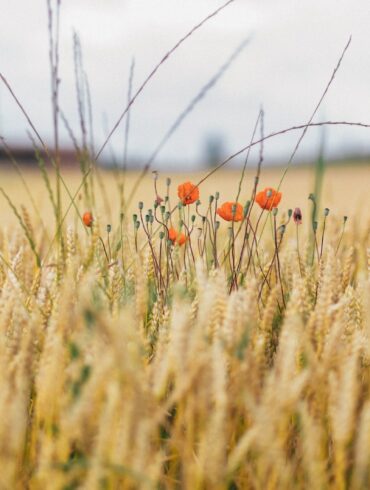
<box><xmin>244</xmin><ymin>201</ymin><xmax>251</xmax><ymax>217</ymax></box>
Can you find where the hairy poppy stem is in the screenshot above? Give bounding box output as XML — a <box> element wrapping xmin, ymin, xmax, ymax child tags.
<box><xmin>274</xmin><ymin>216</ymin><xmax>286</xmax><ymax>309</ymax></box>
<box><xmin>335</xmin><ymin>217</ymin><xmax>348</xmax><ymax>255</ymax></box>
<box><xmin>98</xmin><ymin>237</ymin><xmax>110</xmax><ymax>264</ymax></box>
<box><xmin>296</xmin><ymin>224</ymin><xmax>303</xmax><ymax>278</ymax></box>
<box><xmin>320</xmin><ymin>211</ymin><xmax>329</xmax><ymax>259</ymax></box>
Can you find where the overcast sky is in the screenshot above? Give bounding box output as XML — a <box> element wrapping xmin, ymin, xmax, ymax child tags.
<box><xmin>1</xmin><ymin>0</ymin><xmax>370</xmax><ymax>168</ymax></box>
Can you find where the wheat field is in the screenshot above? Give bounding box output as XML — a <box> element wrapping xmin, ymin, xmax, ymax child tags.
<box><xmin>0</xmin><ymin>161</ymin><xmax>369</xmax><ymax>489</ymax></box>
<box><xmin>1</xmin><ymin>1</ymin><xmax>370</xmax><ymax>487</ymax></box>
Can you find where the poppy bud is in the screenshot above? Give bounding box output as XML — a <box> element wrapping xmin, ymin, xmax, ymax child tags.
<box><xmin>244</xmin><ymin>201</ymin><xmax>251</xmax><ymax>217</ymax></box>
<box><xmin>288</xmin><ymin>209</ymin><xmax>293</xmax><ymax>218</ymax></box>
<box><xmin>166</xmin><ymin>177</ymin><xmax>171</xmax><ymax>186</ymax></box>
<box><xmin>272</xmin><ymin>208</ymin><xmax>278</xmax><ymax>216</ymax></box>
<box><xmin>106</xmin><ymin>224</ymin><xmax>111</xmax><ymax>233</ymax></box>
<box><xmin>215</xmin><ymin>192</ymin><xmax>220</xmax><ymax>200</ymax></box>
<box><xmin>138</xmin><ymin>202</ymin><xmax>144</xmax><ymax>210</ymax></box>
<box><xmin>293</xmin><ymin>208</ymin><xmax>302</xmax><ymax>225</ymax></box>
<box><xmin>324</xmin><ymin>208</ymin><xmax>330</xmax><ymax>217</ymax></box>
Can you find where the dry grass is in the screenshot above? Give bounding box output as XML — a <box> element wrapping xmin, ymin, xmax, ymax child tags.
<box><xmin>0</xmin><ymin>161</ymin><xmax>369</xmax><ymax>489</ymax></box>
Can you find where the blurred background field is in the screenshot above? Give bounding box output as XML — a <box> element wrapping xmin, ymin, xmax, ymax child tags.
<box><xmin>0</xmin><ymin>161</ymin><xmax>368</xmax><ymax>227</ymax></box>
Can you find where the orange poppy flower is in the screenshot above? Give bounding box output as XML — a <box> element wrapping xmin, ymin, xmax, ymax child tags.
<box><xmin>255</xmin><ymin>187</ymin><xmax>282</xmax><ymax>210</ymax></box>
<box><xmin>216</xmin><ymin>202</ymin><xmax>243</xmax><ymax>222</ymax></box>
<box><xmin>168</xmin><ymin>227</ymin><xmax>187</xmax><ymax>246</ymax></box>
<box><xmin>177</xmin><ymin>181</ymin><xmax>199</xmax><ymax>206</ymax></box>
<box><xmin>83</xmin><ymin>211</ymin><xmax>93</xmax><ymax>227</ymax></box>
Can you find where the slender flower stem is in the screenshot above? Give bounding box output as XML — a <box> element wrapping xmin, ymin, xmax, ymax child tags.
<box><xmin>296</xmin><ymin>225</ymin><xmax>303</xmax><ymax>277</ymax></box>
<box><xmin>335</xmin><ymin>217</ymin><xmax>348</xmax><ymax>255</ymax></box>
<box><xmin>98</xmin><ymin>237</ymin><xmax>110</xmax><ymax>264</ymax></box>
<box><xmin>274</xmin><ymin>215</ymin><xmax>286</xmax><ymax>309</ymax></box>
<box><xmin>320</xmin><ymin>214</ymin><xmax>328</xmax><ymax>259</ymax></box>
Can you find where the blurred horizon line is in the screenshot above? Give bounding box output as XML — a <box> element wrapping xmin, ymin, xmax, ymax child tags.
<box><xmin>0</xmin><ymin>141</ymin><xmax>369</xmax><ymax>172</ymax></box>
